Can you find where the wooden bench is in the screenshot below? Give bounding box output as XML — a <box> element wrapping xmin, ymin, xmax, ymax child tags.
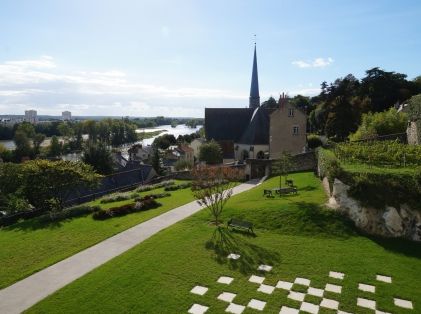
<box><xmin>263</xmin><ymin>189</ymin><xmax>273</xmax><ymax>197</ymax></box>
<box><xmin>227</xmin><ymin>218</ymin><xmax>254</xmax><ymax>233</ymax></box>
<box><xmin>278</xmin><ymin>187</ymin><xmax>298</xmax><ymax>195</ymax></box>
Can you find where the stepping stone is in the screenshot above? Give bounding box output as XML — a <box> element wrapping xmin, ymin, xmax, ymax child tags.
<box><xmin>357</xmin><ymin>297</ymin><xmax>376</xmax><ymax>310</ymax></box>
<box><xmin>394</xmin><ymin>298</ymin><xmax>413</xmax><ymax>309</ymax></box>
<box><xmin>249</xmin><ymin>275</ymin><xmax>265</xmax><ymax>284</ymax></box>
<box><xmin>276</xmin><ymin>280</ymin><xmax>293</xmax><ymax>290</ymax></box>
<box><xmin>188</xmin><ymin>303</ymin><xmax>209</xmax><ymax>314</ymax></box>
<box><xmin>325</xmin><ymin>283</ymin><xmax>342</xmax><ymax>294</ymax></box>
<box><xmin>225</xmin><ymin>303</ymin><xmax>245</xmax><ymax>314</ymax></box>
<box><xmin>190</xmin><ymin>285</ymin><xmax>208</xmax><ymax>296</ymax></box>
<box><xmin>294</xmin><ymin>277</ymin><xmax>311</xmax><ymax>286</ymax></box>
<box><xmin>320</xmin><ymin>298</ymin><xmax>339</xmax><ymax>310</ymax></box>
<box><xmin>257</xmin><ymin>284</ymin><xmax>275</xmax><ymax>294</ymax></box>
<box><xmin>358</xmin><ymin>283</ymin><xmax>375</xmax><ymax>293</ymax></box>
<box><xmin>308</xmin><ymin>287</ymin><xmax>324</xmax><ymax>297</ymax></box>
<box><xmin>257</xmin><ymin>264</ymin><xmax>272</xmax><ymax>272</ymax></box>
<box><xmin>329</xmin><ymin>271</ymin><xmax>345</xmax><ymax>280</ymax></box>
<box><xmin>337</xmin><ymin>311</ymin><xmax>353</xmax><ymax>314</ymax></box>
<box><xmin>227</xmin><ymin>253</ymin><xmax>240</xmax><ymax>260</ymax></box>
<box><xmin>375</xmin><ymin>310</ymin><xmax>392</xmax><ymax>314</ymax></box>
<box><xmin>217</xmin><ymin>292</ymin><xmax>237</xmax><ymax>303</ymax></box>
<box><xmin>287</xmin><ymin>290</ymin><xmax>305</xmax><ymax>302</ymax></box>
<box><xmin>376</xmin><ymin>274</ymin><xmax>392</xmax><ymax>283</ymax></box>
<box><xmin>279</xmin><ymin>306</ymin><xmax>300</xmax><ymax>314</ymax></box>
<box><xmin>247</xmin><ymin>299</ymin><xmax>266</xmax><ymax>311</ymax></box>
<box><xmin>300</xmin><ymin>301</ymin><xmax>319</xmax><ymax>314</ymax></box>
<box><xmin>217</xmin><ymin>276</ymin><xmax>234</xmax><ymax>285</ymax></box>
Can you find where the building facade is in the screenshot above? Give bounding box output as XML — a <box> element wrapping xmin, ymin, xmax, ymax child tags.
<box><xmin>24</xmin><ymin>110</ymin><xmax>38</xmax><ymax>124</ymax></box>
<box><xmin>62</xmin><ymin>111</ymin><xmax>72</xmax><ymax>121</ymax></box>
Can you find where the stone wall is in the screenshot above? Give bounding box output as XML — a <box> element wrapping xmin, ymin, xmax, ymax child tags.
<box><xmin>407</xmin><ymin>121</ymin><xmax>420</xmax><ymax>145</ymax></box>
<box><xmin>325</xmin><ymin>178</ymin><xmax>421</xmax><ymax>241</ymax></box>
<box><xmin>290</xmin><ymin>151</ymin><xmax>317</xmax><ymax>172</ymax></box>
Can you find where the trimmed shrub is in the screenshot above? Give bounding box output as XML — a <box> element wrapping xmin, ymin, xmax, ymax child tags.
<box><xmin>92</xmin><ymin>198</ymin><xmax>162</xmax><ymax>220</ymax></box>
<box><xmin>164</xmin><ymin>182</ymin><xmax>192</xmax><ymax>191</ymax></box>
<box><xmin>307</xmin><ymin>134</ymin><xmax>323</xmax><ymax>149</ymax></box>
<box><xmin>135</xmin><ymin>180</ymin><xmax>175</xmax><ymax>192</ymax></box>
<box><xmin>39</xmin><ymin>205</ymin><xmax>101</xmax><ymax>222</ymax></box>
<box><xmin>316</xmin><ymin>148</ymin><xmax>343</xmax><ymax>190</ymax></box>
<box><xmin>100</xmin><ymin>193</ymin><xmax>131</xmax><ymax>204</ymax></box>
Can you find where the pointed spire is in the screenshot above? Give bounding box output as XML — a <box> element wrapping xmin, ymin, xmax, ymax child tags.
<box><xmin>249</xmin><ymin>42</ymin><xmax>260</xmax><ymax>109</ymax></box>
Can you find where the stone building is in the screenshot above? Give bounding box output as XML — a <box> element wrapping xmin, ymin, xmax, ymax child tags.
<box><xmin>205</xmin><ymin>44</ymin><xmax>307</xmax><ymax>165</ymax></box>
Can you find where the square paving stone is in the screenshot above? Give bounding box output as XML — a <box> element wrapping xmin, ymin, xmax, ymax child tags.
<box><xmin>300</xmin><ymin>301</ymin><xmax>320</xmax><ymax>314</ymax></box>
<box><xmin>257</xmin><ymin>264</ymin><xmax>273</xmax><ymax>272</ymax></box>
<box><xmin>329</xmin><ymin>271</ymin><xmax>345</xmax><ymax>280</ymax></box>
<box><xmin>358</xmin><ymin>283</ymin><xmax>375</xmax><ymax>293</ymax></box>
<box><xmin>320</xmin><ymin>298</ymin><xmax>339</xmax><ymax>310</ymax></box>
<box><xmin>188</xmin><ymin>303</ymin><xmax>209</xmax><ymax>314</ymax></box>
<box><xmin>287</xmin><ymin>290</ymin><xmax>306</xmax><ymax>302</ymax></box>
<box><xmin>325</xmin><ymin>283</ymin><xmax>342</xmax><ymax>294</ymax></box>
<box><xmin>249</xmin><ymin>275</ymin><xmax>265</xmax><ymax>284</ymax></box>
<box><xmin>217</xmin><ymin>276</ymin><xmax>234</xmax><ymax>285</ymax></box>
<box><xmin>276</xmin><ymin>280</ymin><xmax>294</xmax><ymax>290</ymax></box>
<box><xmin>226</xmin><ymin>303</ymin><xmax>245</xmax><ymax>314</ymax></box>
<box><xmin>376</xmin><ymin>274</ymin><xmax>392</xmax><ymax>283</ymax></box>
<box><xmin>279</xmin><ymin>306</ymin><xmax>300</xmax><ymax>314</ymax></box>
<box><xmin>375</xmin><ymin>310</ymin><xmax>392</xmax><ymax>314</ymax></box>
<box><xmin>357</xmin><ymin>297</ymin><xmax>376</xmax><ymax>310</ymax></box>
<box><xmin>394</xmin><ymin>298</ymin><xmax>413</xmax><ymax>309</ymax></box>
<box><xmin>337</xmin><ymin>311</ymin><xmax>352</xmax><ymax>314</ymax></box>
<box><xmin>247</xmin><ymin>299</ymin><xmax>266</xmax><ymax>311</ymax></box>
<box><xmin>190</xmin><ymin>285</ymin><xmax>208</xmax><ymax>296</ymax></box>
<box><xmin>217</xmin><ymin>292</ymin><xmax>237</xmax><ymax>303</ymax></box>
<box><xmin>257</xmin><ymin>284</ymin><xmax>275</xmax><ymax>294</ymax></box>
<box><xmin>227</xmin><ymin>253</ymin><xmax>241</xmax><ymax>260</ymax></box>
<box><xmin>307</xmin><ymin>287</ymin><xmax>324</xmax><ymax>297</ymax></box>
<box><xmin>294</xmin><ymin>277</ymin><xmax>311</xmax><ymax>286</ymax></box>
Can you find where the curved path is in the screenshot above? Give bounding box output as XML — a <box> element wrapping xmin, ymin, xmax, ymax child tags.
<box><xmin>0</xmin><ymin>179</ymin><xmax>261</xmax><ymax>314</ymax></box>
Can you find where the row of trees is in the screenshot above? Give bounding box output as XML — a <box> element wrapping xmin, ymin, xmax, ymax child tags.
<box><xmin>131</xmin><ymin>116</ymin><xmax>203</xmax><ymax>129</ymax></box>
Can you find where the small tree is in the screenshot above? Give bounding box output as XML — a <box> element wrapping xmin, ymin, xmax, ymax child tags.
<box><xmin>199</xmin><ymin>140</ymin><xmax>222</xmax><ymax>164</ymax></box>
<box><xmin>271</xmin><ymin>152</ymin><xmax>294</xmax><ymax>189</ymax></box>
<box><xmin>151</xmin><ymin>148</ymin><xmax>163</xmax><ymax>175</ymax></box>
<box><xmin>82</xmin><ymin>142</ymin><xmax>114</xmax><ymax>175</ymax></box>
<box><xmin>174</xmin><ymin>159</ymin><xmax>193</xmax><ymax>171</ymax></box>
<box><xmin>21</xmin><ymin>160</ymin><xmax>100</xmax><ymax>212</ymax></box>
<box><xmin>192</xmin><ymin>166</ymin><xmax>243</xmax><ymax>225</ymax></box>
<box><xmin>48</xmin><ymin>135</ymin><xmax>62</xmax><ymax>157</ymax></box>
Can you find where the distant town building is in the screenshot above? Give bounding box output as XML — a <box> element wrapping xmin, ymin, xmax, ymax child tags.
<box><xmin>205</xmin><ymin>44</ymin><xmax>307</xmax><ymax>165</ymax></box>
<box><xmin>62</xmin><ymin>111</ymin><xmax>72</xmax><ymax>121</ymax></box>
<box><xmin>189</xmin><ymin>138</ymin><xmax>205</xmax><ymax>159</ymax></box>
<box><xmin>24</xmin><ymin>110</ymin><xmax>38</xmax><ymax>124</ymax></box>
<box><xmin>128</xmin><ymin>144</ymin><xmax>153</xmax><ymax>162</ymax></box>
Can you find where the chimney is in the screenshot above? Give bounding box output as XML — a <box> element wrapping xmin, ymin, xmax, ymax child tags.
<box><xmin>279</xmin><ymin>92</ymin><xmax>287</xmax><ymax>110</ymax></box>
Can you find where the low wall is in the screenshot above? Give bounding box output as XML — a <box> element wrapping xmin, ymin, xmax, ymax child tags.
<box><xmin>290</xmin><ymin>151</ymin><xmax>317</xmax><ymax>172</ymax></box>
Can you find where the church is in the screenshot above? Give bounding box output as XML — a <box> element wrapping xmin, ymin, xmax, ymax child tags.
<box><xmin>205</xmin><ymin>44</ymin><xmax>307</xmax><ymax>164</ymax></box>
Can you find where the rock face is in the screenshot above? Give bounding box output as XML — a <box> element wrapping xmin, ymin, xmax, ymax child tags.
<box><xmin>328</xmin><ymin>178</ymin><xmax>421</xmax><ymax>241</ymax></box>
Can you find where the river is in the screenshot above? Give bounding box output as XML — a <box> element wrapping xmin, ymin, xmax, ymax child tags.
<box><xmin>1</xmin><ymin>124</ymin><xmax>202</xmax><ymax>161</ymax></box>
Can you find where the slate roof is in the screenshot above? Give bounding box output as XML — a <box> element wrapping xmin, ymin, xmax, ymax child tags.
<box><xmin>238</xmin><ymin>106</ymin><xmax>270</xmax><ymax>145</ymax></box>
<box><xmin>205</xmin><ymin>108</ymin><xmax>253</xmax><ymax>142</ymax></box>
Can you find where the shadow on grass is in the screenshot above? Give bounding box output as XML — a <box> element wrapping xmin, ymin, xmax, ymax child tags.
<box><xmin>368</xmin><ymin>235</ymin><xmax>421</xmax><ymax>259</ymax></box>
<box><xmin>205</xmin><ymin>227</ymin><xmax>281</xmax><ymax>275</ymax></box>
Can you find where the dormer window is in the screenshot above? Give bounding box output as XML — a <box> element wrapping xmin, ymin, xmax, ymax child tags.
<box><xmin>288</xmin><ymin>108</ymin><xmax>295</xmax><ymax>117</ymax></box>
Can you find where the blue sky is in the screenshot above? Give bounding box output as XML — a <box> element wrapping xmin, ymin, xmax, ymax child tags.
<box><xmin>0</xmin><ymin>0</ymin><xmax>420</xmax><ymax>117</ymax></box>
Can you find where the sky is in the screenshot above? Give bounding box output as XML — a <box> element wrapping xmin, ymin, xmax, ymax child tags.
<box><xmin>0</xmin><ymin>0</ymin><xmax>420</xmax><ymax>118</ymax></box>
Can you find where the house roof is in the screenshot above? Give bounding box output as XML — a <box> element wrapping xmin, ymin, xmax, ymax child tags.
<box><xmin>205</xmin><ymin>108</ymin><xmax>254</xmax><ymax>142</ymax></box>
<box><xmin>237</xmin><ymin>106</ymin><xmax>270</xmax><ymax>145</ymax></box>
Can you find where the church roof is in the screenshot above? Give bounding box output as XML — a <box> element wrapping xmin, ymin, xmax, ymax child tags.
<box><xmin>237</xmin><ymin>106</ymin><xmax>270</xmax><ymax>145</ymax></box>
<box><xmin>250</xmin><ymin>45</ymin><xmax>259</xmax><ymax>100</ymax></box>
<box><xmin>205</xmin><ymin>108</ymin><xmax>253</xmax><ymax>142</ymax></box>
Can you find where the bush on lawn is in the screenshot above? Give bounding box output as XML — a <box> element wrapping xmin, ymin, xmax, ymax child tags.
<box><xmin>93</xmin><ymin>197</ymin><xmax>162</xmax><ymax>220</ymax></box>
<box><xmin>164</xmin><ymin>182</ymin><xmax>192</xmax><ymax>191</ymax></box>
<box><xmin>307</xmin><ymin>134</ymin><xmax>323</xmax><ymax>149</ymax></box>
<box><xmin>135</xmin><ymin>180</ymin><xmax>175</xmax><ymax>192</ymax></box>
<box><xmin>316</xmin><ymin>148</ymin><xmax>343</xmax><ymax>190</ymax></box>
<box><xmin>100</xmin><ymin>192</ymin><xmax>131</xmax><ymax>204</ymax></box>
<box><xmin>39</xmin><ymin>205</ymin><xmax>101</xmax><ymax>222</ymax></box>
<box><xmin>134</xmin><ymin>193</ymin><xmax>171</xmax><ymax>202</ymax></box>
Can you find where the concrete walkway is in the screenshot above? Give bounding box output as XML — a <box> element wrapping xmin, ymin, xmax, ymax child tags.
<box><xmin>0</xmin><ymin>179</ymin><xmax>261</xmax><ymax>314</ymax></box>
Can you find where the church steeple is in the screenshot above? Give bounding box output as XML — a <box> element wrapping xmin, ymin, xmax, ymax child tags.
<box><xmin>249</xmin><ymin>43</ymin><xmax>260</xmax><ymax>109</ymax></box>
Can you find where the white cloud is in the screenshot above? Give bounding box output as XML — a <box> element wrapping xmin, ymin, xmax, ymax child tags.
<box><xmin>292</xmin><ymin>57</ymin><xmax>334</xmax><ymax>68</ymax></box>
<box><xmin>0</xmin><ymin>56</ymin><xmax>247</xmax><ymax>117</ymax></box>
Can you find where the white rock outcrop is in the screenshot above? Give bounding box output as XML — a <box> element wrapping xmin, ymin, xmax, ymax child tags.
<box><xmin>326</xmin><ymin>178</ymin><xmax>421</xmax><ymax>241</ymax></box>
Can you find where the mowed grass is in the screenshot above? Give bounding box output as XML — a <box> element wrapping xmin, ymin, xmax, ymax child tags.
<box><xmin>0</xmin><ymin>181</ymin><xmax>195</xmax><ymax>289</ymax></box>
<box><xmin>27</xmin><ymin>172</ymin><xmax>421</xmax><ymax>314</ymax></box>
<box><xmin>342</xmin><ymin>162</ymin><xmax>419</xmax><ymax>175</ymax></box>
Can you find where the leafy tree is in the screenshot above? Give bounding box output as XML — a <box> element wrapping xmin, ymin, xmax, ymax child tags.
<box><xmin>290</xmin><ymin>95</ymin><xmax>312</xmax><ymax>112</ymax></box>
<box><xmin>32</xmin><ymin>133</ymin><xmax>46</xmax><ymax>155</ymax></box>
<box><xmin>349</xmin><ymin>107</ymin><xmax>407</xmax><ymax>141</ymax></box>
<box><xmin>48</xmin><ymin>135</ymin><xmax>62</xmax><ymax>157</ymax></box>
<box><xmin>407</xmin><ymin>94</ymin><xmax>421</xmax><ymax>121</ymax></box>
<box><xmin>192</xmin><ymin>166</ymin><xmax>243</xmax><ymax>225</ymax></box>
<box><xmin>151</xmin><ymin>148</ymin><xmax>163</xmax><ymax>175</ymax></box>
<box><xmin>13</xmin><ymin>130</ymin><xmax>33</xmax><ymax>160</ymax></box>
<box><xmin>271</xmin><ymin>152</ymin><xmax>294</xmax><ymax>189</ymax></box>
<box><xmin>21</xmin><ymin>160</ymin><xmax>100</xmax><ymax>212</ymax></box>
<box><xmin>199</xmin><ymin>140</ymin><xmax>222</xmax><ymax>164</ymax></box>
<box><xmin>261</xmin><ymin>96</ymin><xmax>278</xmax><ymax>109</ymax></box>
<box><xmin>58</xmin><ymin>122</ymin><xmax>74</xmax><ymax>142</ymax></box>
<box><xmin>152</xmin><ymin>134</ymin><xmax>177</xmax><ymax>149</ymax></box>
<box><xmin>82</xmin><ymin>142</ymin><xmax>114</xmax><ymax>174</ymax></box>
<box><xmin>174</xmin><ymin>159</ymin><xmax>193</xmax><ymax>171</ymax></box>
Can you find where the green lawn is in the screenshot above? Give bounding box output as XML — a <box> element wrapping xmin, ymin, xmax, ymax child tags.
<box><xmin>342</xmin><ymin>162</ymin><xmax>419</xmax><ymax>175</ymax></box>
<box><xmin>27</xmin><ymin>172</ymin><xmax>421</xmax><ymax>313</ymax></box>
<box><xmin>0</xmin><ymin>181</ymin><xmax>195</xmax><ymax>289</ymax></box>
